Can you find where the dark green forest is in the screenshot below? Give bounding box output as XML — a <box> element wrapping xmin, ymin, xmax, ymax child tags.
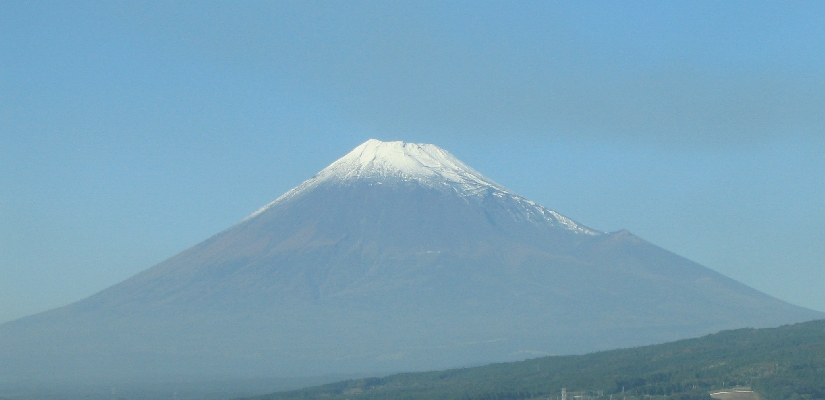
<box><xmin>248</xmin><ymin>320</ymin><xmax>825</xmax><ymax>400</ymax></box>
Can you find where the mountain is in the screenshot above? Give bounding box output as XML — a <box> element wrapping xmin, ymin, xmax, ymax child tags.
<box><xmin>0</xmin><ymin>139</ymin><xmax>821</xmax><ymax>386</ymax></box>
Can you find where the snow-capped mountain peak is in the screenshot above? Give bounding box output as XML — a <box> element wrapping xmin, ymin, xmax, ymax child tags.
<box><xmin>247</xmin><ymin>139</ymin><xmax>600</xmax><ymax>235</ymax></box>
<box><xmin>320</xmin><ymin>139</ymin><xmax>506</xmax><ymax>191</ymax></box>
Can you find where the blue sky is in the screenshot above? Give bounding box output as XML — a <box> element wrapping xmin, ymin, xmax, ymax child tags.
<box><xmin>2</xmin><ymin>1</ymin><xmax>824</xmax><ymax>323</ymax></box>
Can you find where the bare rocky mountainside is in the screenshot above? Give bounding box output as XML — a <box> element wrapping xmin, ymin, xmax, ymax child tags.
<box><xmin>1</xmin><ymin>139</ymin><xmax>821</xmax><ymax>385</ymax></box>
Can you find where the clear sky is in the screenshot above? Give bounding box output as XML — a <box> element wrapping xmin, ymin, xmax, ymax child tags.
<box><xmin>2</xmin><ymin>1</ymin><xmax>824</xmax><ymax>324</ymax></box>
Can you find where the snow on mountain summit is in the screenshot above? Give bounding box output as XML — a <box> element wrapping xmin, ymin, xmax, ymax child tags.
<box><xmin>322</xmin><ymin>139</ymin><xmax>507</xmax><ymax>192</ymax></box>
<box><xmin>247</xmin><ymin>139</ymin><xmax>601</xmax><ymax>235</ymax></box>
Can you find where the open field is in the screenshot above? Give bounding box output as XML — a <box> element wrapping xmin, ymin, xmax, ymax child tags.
<box><xmin>711</xmin><ymin>388</ymin><xmax>761</xmax><ymax>400</ymax></box>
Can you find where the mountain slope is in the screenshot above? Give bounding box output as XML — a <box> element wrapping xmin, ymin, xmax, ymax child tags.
<box><xmin>251</xmin><ymin>319</ymin><xmax>825</xmax><ymax>400</ymax></box>
<box><xmin>0</xmin><ymin>139</ymin><xmax>821</xmax><ymax>384</ymax></box>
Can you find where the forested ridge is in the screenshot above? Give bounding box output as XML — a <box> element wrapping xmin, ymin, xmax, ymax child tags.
<box><xmin>248</xmin><ymin>319</ymin><xmax>825</xmax><ymax>400</ymax></box>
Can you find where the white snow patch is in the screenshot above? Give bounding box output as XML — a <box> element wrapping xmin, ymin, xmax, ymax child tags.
<box><xmin>246</xmin><ymin>139</ymin><xmax>601</xmax><ymax>235</ymax></box>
